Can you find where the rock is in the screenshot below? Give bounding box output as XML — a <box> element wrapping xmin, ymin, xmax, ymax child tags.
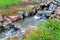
<box><xmin>32</xmin><ymin>7</ymin><xmax>36</xmax><ymax>14</ymax></box>
<box><xmin>34</xmin><ymin>12</ymin><xmax>47</xmax><ymax>20</ymax></box>
<box><xmin>55</xmin><ymin>7</ymin><xmax>60</xmax><ymax>15</ymax></box>
<box><xmin>0</xmin><ymin>14</ymin><xmax>4</xmax><ymax>22</ymax></box>
<box><xmin>23</xmin><ymin>10</ymin><xmax>30</xmax><ymax>17</ymax></box>
<box><xmin>45</xmin><ymin>13</ymin><xmax>52</xmax><ymax>19</ymax></box>
<box><xmin>55</xmin><ymin>7</ymin><xmax>60</xmax><ymax>19</ymax></box>
<box><xmin>4</xmin><ymin>15</ymin><xmax>19</xmax><ymax>22</ymax></box>
<box><xmin>55</xmin><ymin>0</ymin><xmax>60</xmax><ymax>2</ymax></box>
<box><xmin>9</xmin><ymin>15</ymin><xmax>20</xmax><ymax>21</ymax></box>
<box><xmin>48</xmin><ymin>2</ymin><xmax>57</xmax><ymax>11</ymax></box>
<box><xmin>35</xmin><ymin>5</ymin><xmax>41</xmax><ymax>10</ymax></box>
<box><xmin>32</xmin><ymin>6</ymin><xmax>39</xmax><ymax>15</ymax></box>
<box><xmin>22</xmin><ymin>0</ymin><xmax>31</xmax><ymax>2</ymax></box>
<box><xmin>0</xmin><ymin>22</ymin><xmax>3</xmax><ymax>28</ymax></box>
<box><xmin>37</xmin><ymin>10</ymin><xmax>52</xmax><ymax>14</ymax></box>
<box><xmin>18</xmin><ymin>11</ymin><xmax>24</xmax><ymax>18</ymax></box>
<box><xmin>56</xmin><ymin>15</ymin><xmax>60</xmax><ymax>19</ymax></box>
<box><xmin>3</xmin><ymin>21</ymin><xmax>12</xmax><ymax>26</ymax></box>
<box><xmin>41</xmin><ymin>0</ymin><xmax>46</xmax><ymax>3</ymax></box>
<box><xmin>3</xmin><ymin>21</ymin><xmax>12</xmax><ymax>29</ymax></box>
<box><xmin>4</xmin><ymin>16</ymin><xmax>11</xmax><ymax>21</ymax></box>
<box><xmin>55</xmin><ymin>0</ymin><xmax>60</xmax><ymax>5</ymax></box>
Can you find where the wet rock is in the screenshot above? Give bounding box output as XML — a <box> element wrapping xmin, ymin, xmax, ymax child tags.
<box><xmin>56</xmin><ymin>15</ymin><xmax>60</xmax><ymax>19</ymax></box>
<box><xmin>45</xmin><ymin>14</ymin><xmax>51</xmax><ymax>19</ymax></box>
<box><xmin>4</xmin><ymin>27</ymin><xmax>21</xmax><ymax>37</ymax></box>
<box><xmin>18</xmin><ymin>11</ymin><xmax>24</xmax><ymax>18</ymax></box>
<box><xmin>48</xmin><ymin>2</ymin><xmax>57</xmax><ymax>11</ymax></box>
<box><xmin>37</xmin><ymin>10</ymin><xmax>52</xmax><ymax>14</ymax></box>
<box><xmin>55</xmin><ymin>0</ymin><xmax>60</xmax><ymax>2</ymax></box>
<box><xmin>34</xmin><ymin>13</ymin><xmax>43</xmax><ymax>19</ymax></box>
<box><xmin>34</xmin><ymin>2</ymin><xmax>57</xmax><ymax>20</ymax></box>
<box><xmin>22</xmin><ymin>0</ymin><xmax>31</xmax><ymax>2</ymax></box>
<box><xmin>32</xmin><ymin>0</ymin><xmax>41</xmax><ymax>3</ymax></box>
<box><xmin>4</xmin><ymin>16</ymin><xmax>11</xmax><ymax>21</ymax></box>
<box><xmin>3</xmin><ymin>21</ymin><xmax>12</xmax><ymax>29</ymax></box>
<box><xmin>33</xmin><ymin>5</ymin><xmax>43</xmax><ymax>12</ymax></box>
<box><xmin>40</xmin><ymin>5</ymin><xmax>47</xmax><ymax>10</ymax></box>
<box><xmin>41</xmin><ymin>0</ymin><xmax>46</xmax><ymax>3</ymax></box>
<box><xmin>34</xmin><ymin>13</ymin><xmax>47</xmax><ymax>20</ymax></box>
<box><xmin>35</xmin><ymin>5</ymin><xmax>41</xmax><ymax>10</ymax></box>
<box><xmin>32</xmin><ymin>6</ymin><xmax>39</xmax><ymax>15</ymax></box>
<box><xmin>23</xmin><ymin>10</ymin><xmax>30</xmax><ymax>17</ymax></box>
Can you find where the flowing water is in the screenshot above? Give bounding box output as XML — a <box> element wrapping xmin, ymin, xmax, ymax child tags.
<box><xmin>0</xmin><ymin>16</ymin><xmax>46</xmax><ymax>40</ymax></box>
<box><xmin>13</xmin><ymin>16</ymin><xmax>46</xmax><ymax>28</ymax></box>
<box><xmin>0</xmin><ymin>2</ymin><xmax>57</xmax><ymax>39</ymax></box>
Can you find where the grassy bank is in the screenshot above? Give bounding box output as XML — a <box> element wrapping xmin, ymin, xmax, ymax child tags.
<box><xmin>0</xmin><ymin>0</ymin><xmax>22</xmax><ymax>7</ymax></box>
<box><xmin>0</xmin><ymin>6</ymin><xmax>32</xmax><ymax>16</ymax></box>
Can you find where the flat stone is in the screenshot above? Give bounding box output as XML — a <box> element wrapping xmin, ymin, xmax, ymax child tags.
<box><xmin>9</xmin><ymin>15</ymin><xmax>20</xmax><ymax>22</ymax></box>
<box><xmin>55</xmin><ymin>7</ymin><xmax>60</xmax><ymax>15</ymax></box>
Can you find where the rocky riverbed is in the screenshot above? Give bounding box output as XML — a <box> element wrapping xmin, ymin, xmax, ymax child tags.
<box><xmin>0</xmin><ymin>1</ymin><xmax>60</xmax><ymax>40</ymax></box>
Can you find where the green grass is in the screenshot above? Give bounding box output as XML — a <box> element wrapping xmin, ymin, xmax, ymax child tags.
<box><xmin>23</xmin><ymin>19</ymin><xmax>60</xmax><ymax>40</ymax></box>
<box><xmin>18</xmin><ymin>7</ymin><xmax>32</xmax><ymax>11</ymax></box>
<box><xmin>0</xmin><ymin>0</ymin><xmax>22</xmax><ymax>7</ymax></box>
<box><xmin>0</xmin><ymin>7</ymin><xmax>32</xmax><ymax>16</ymax></box>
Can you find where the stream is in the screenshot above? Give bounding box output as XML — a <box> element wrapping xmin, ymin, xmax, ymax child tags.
<box><xmin>13</xmin><ymin>16</ymin><xmax>46</xmax><ymax>28</ymax></box>
<box><xmin>0</xmin><ymin>2</ymin><xmax>57</xmax><ymax>40</ymax></box>
<box><xmin>0</xmin><ymin>16</ymin><xmax>46</xmax><ymax>40</ymax></box>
